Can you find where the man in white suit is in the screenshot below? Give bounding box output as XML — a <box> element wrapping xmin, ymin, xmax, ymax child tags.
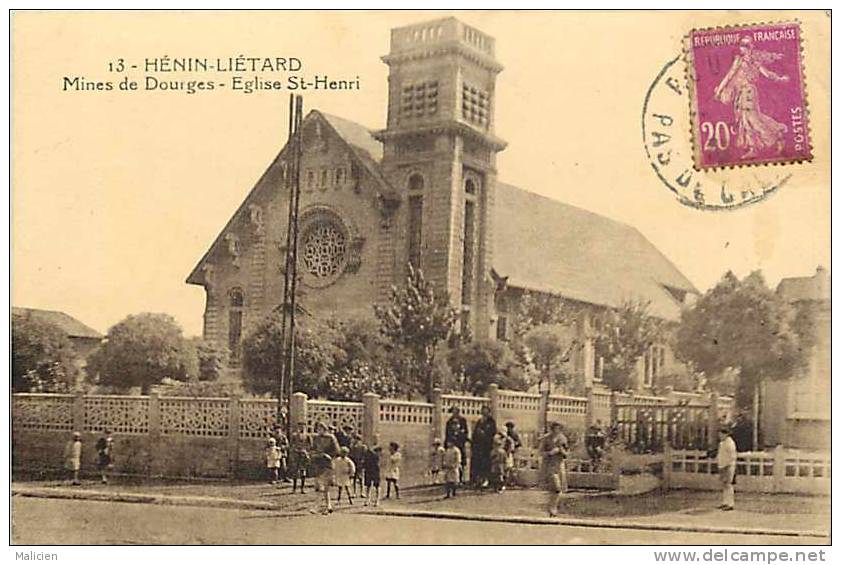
<box><xmin>717</xmin><ymin>426</ymin><xmax>738</xmax><ymax>511</ymax></box>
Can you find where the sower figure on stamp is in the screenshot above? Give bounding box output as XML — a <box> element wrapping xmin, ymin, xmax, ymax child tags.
<box><xmin>716</xmin><ymin>425</ymin><xmax>738</xmax><ymax>511</ymax></box>
<box><xmin>714</xmin><ymin>36</ymin><xmax>789</xmax><ymax>160</ymax></box>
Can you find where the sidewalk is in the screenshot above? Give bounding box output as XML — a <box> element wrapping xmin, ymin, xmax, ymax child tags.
<box><xmin>378</xmin><ymin>485</ymin><xmax>830</xmax><ymax>538</ymax></box>
<box><xmin>11</xmin><ymin>479</ymin><xmax>830</xmax><ymax>539</ymax></box>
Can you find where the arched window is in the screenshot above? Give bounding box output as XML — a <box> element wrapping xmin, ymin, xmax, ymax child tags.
<box><xmin>465</xmin><ymin>178</ymin><xmax>477</xmax><ymax>196</ymax></box>
<box><xmin>407</xmin><ymin>173</ymin><xmax>425</xmax><ymax>270</ymax></box>
<box><xmin>462</xmin><ymin>177</ymin><xmax>479</xmax><ymax>307</ymax></box>
<box><xmin>228</xmin><ymin>288</ymin><xmax>244</xmax><ymax>363</ymax></box>
<box><xmin>408</xmin><ymin>173</ymin><xmax>425</xmax><ymax>192</ymax></box>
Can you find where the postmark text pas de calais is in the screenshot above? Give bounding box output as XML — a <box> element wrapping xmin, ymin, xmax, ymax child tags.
<box><xmin>686</xmin><ymin>22</ymin><xmax>812</xmax><ymax>169</ymax></box>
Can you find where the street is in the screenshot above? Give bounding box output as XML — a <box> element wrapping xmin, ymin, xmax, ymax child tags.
<box><xmin>11</xmin><ymin>497</ymin><xmax>827</xmax><ymax>545</ymax></box>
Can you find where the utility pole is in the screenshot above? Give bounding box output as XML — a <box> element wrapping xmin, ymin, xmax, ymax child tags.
<box><xmin>279</xmin><ymin>94</ymin><xmax>304</xmax><ymax>437</ymax></box>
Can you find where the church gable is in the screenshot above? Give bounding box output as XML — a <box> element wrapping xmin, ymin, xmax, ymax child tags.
<box><xmin>186</xmin><ymin>110</ymin><xmax>398</xmax><ymax>288</ymax></box>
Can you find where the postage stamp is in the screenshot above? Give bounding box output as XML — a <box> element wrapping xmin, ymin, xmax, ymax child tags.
<box><xmin>685</xmin><ymin>22</ymin><xmax>812</xmax><ymax>169</ymax></box>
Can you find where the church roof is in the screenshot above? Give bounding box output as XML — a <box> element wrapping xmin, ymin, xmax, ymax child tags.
<box><xmin>12</xmin><ymin>307</ymin><xmax>103</xmax><ymax>339</ymax></box>
<box><xmin>492</xmin><ymin>183</ymin><xmax>697</xmax><ymax>321</ymax></box>
<box><xmin>187</xmin><ymin>112</ymin><xmax>697</xmax><ymax>320</ymax></box>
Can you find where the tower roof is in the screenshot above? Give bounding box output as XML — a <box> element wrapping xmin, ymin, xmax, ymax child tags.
<box><xmin>383</xmin><ymin>17</ymin><xmax>502</xmax><ymax>72</ymax></box>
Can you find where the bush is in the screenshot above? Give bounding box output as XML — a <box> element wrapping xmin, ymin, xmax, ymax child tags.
<box><xmin>241</xmin><ymin>311</ymin><xmax>341</xmax><ymax>397</ymax></box>
<box><xmin>87</xmin><ymin>313</ymin><xmax>193</xmax><ymax>394</ymax></box>
<box><xmin>12</xmin><ymin>312</ymin><xmax>79</xmax><ymax>392</ymax></box>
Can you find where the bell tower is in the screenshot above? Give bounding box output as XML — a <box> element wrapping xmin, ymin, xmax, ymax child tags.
<box><xmin>375</xmin><ymin>17</ymin><xmax>507</xmax><ymax>339</ymax></box>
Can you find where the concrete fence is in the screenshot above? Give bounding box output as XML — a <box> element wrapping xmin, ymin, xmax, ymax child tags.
<box><xmin>664</xmin><ymin>445</ymin><xmax>831</xmax><ymax>495</ymax></box>
<box><xmin>11</xmin><ymin>386</ymin><xmax>734</xmax><ymax>485</ymax></box>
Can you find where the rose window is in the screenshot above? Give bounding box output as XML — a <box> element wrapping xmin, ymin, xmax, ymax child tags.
<box><xmin>301</xmin><ymin>221</ymin><xmax>348</xmax><ymax>279</ymax></box>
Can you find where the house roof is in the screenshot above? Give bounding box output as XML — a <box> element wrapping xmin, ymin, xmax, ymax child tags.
<box><xmin>777</xmin><ymin>268</ymin><xmax>830</xmax><ymax>302</ymax></box>
<box><xmin>492</xmin><ymin>183</ymin><xmax>697</xmax><ymax>321</ymax></box>
<box><xmin>12</xmin><ymin>307</ymin><xmax>103</xmax><ymax>339</ymax></box>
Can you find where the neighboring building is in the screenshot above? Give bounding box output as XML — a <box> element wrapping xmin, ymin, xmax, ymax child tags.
<box><xmin>11</xmin><ymin>307</ymin><xmax>103</xmax><ymax>377</ymax></box>
<box><xmin>760</xmin><ymin>267</ymin><xmax>830</xmax><ymax>450</ymax></box>
<box><xmin>187</xmin><ymin>17</ymin><xmax>697</xmax><ymax>390</ymax></box>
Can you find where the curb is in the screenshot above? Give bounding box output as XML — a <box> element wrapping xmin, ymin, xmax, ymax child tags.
<box><xmin>361</xmin><ymin>508</ymin><xmax>830</xmax><ymax>539</ymax></box>
<box><xmin>12</xmin><ymin>487</ymin><xmax>296</xmax><ymax>514</ymax></box>
<box><xmin>12</xmin><ymin>487</ymin><xmax>830</xmax><ymax>539</ymax></box>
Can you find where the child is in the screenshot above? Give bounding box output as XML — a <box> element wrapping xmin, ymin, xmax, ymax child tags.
<box><xmin>265</xmin><ymin>437</ymin><xmax>282</xmax><ymax>484</ymax></box>
<box><xmin>288</xmin><ymin>422</ymin><xmax>311</xmax><ymax>494</ymax></box>
<box><xmin>64</xmin><ymin>432</ymin><xmax>82</xmax><ymax>485</ymax></box>
<box><xmin>362</xmin><ymin>444</ymin><xmax>382</xmax><ymax>507</ymax></box>
<box><xmin>442</xmin><ymin>441</ymin><xmax>462</xmax><ymax>499</ymax></box>
<box><xmin>429</xmin><ymin>438</ymin><xmax>445</xmax><ymax>484</ymax></box>
<box><xmin>309</xmin><ymin>450</ymin><xmax>334</xmax><ymax>515</ymax></box>
<box><xmin>490</xmin><ymin>433</ymin><xmax>508</xmax><ymax>493</ymax></box>
<box><xmin>384</xmin><ymin>442</ymin><xmax>402</xmax><ymax>500</ymax></box>
<box><xmin>348</xmin><ymin>434</ymin><xmax>366</xmax><ymax>497</ymax></box>
<box><xmin>95</xmin><ymin>429</ymin><xmax>113</xmax><ymax>484</ymax></box>
<box><xmin>332</xmin><ymin>446</ymin><xmax>356</xmax><ymax>505</ymax></box>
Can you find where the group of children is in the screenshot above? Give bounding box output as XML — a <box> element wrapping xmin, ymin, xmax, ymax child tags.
<box><xmin>63</xmin><ymin>430</ymin><xmax>114</xmax><ymax>485</ymax></box>
<box><xmin>264</xmin><ymin>422</ymin><xmax>403</xmax><ymax>514</ymax></box>
<box><xmin>430</xmin><ymin>429</ymin><xmax>520</xmax><ymax>499</ymax></box>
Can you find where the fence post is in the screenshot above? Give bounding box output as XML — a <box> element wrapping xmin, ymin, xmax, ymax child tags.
<box><xmin>488</xmin><ymin>384</ymin><xmax>500</xmax><ymax>424</ymax></box>
<box><xmin>585</xmin><ymin>388</ymin><xmax>595</xmax><ymax>429</ymax></box>
<box><xmin>663</xmin><ymin>442</ymin><xmax>673</xmax><ymax>491</ymax></box>
<box><xmin>147</xmin><ymin>393</ymin><xmax>160</xmax><ymax>477</ymax></box>
<box><xmin>708</xmin><ymin>391</ymin><xmax>719</xmax><ymax>450</ymax></box>
<box><xmin>290</xmin><ymin>392</ymin><xmax>308</xmax><ymax>430</ymax></box>
<box><xmin>773</xmin><ymin>444</ymin><xmax>786</xmax><ymax>493</ymax></box>
<box><xmin>73</xmin><ymin>391</ymin><xmax>85</xmax><ymax>433</ymax></box>
<box><xmin>228</xmin><ymin>396</ymin><xmax>241</xmax><ymax>478</ymax></box>
<box><xmin>538</xmin><ymin>389</ymin><xmax>549</xmax><ymax>434</ymax></box>
<box><xmin>431</xmin><ymin>388</ymin><xmax>443</xmax><ymax>442</ymax></box>
<box><xmin>362</xmin><ymin>392</ymin><xmax>380</xmax><ymax>446</ymax></box>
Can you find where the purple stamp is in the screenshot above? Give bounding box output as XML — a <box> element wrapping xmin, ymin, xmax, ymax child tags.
<box><xmin>686</xmin><ymin>22</ymin><xmax>811</xmax><ymax>169</ymax></box>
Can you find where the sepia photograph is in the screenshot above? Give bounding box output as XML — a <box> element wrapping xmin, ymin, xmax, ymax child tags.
<box><xmin>8</xmin><ymin>8</ymin><xmax>831</xmax><ymax>550</ymax></box>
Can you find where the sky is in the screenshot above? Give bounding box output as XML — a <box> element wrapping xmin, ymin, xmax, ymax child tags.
<box><xmin>11</xmin><ymin>10</ymin><xmax>830</xmax><ymax>337</ymax></box>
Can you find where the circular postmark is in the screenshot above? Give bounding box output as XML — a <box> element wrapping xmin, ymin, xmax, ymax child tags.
<box><xmin>642</xmin><ymin>55</ymin><xmax>791</xmax><ymax>211</ymax></box>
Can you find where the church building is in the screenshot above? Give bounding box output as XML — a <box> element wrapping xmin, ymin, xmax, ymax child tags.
<box><xmin>187</xmin><ymin>17</ymin><xmax>698</xmax><ymax>390</ymax></box>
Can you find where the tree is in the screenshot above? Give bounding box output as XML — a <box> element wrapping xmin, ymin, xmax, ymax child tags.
<box><xmin>190</xmin><ymin>338</ymin><xmax>228</xmax><ymax>382</ymax></box>
<box><xmin>447</xmin><ymin>339</ymin><xmax>528</xmax><ymax>395</ymax></box>
<box><xmin>592</xmin><ymin>299</ymin><xmax>663</xmax><ymax>392</ymax></box>
<box><xmin>374</xmin><ymin>265</ymin><xmax>458</xmax><ymax>400</ymax></box>
<box><xmin>241</xmin><ymin>310</ymin><xmax>342</xmax><ymax>397</ymax></box>
<box><xmin>320</xmin><ymin>317</ymin><xmax>402</xmax><ymax>400</ymax></box>
<box><xmin>674</xmin><ymin>271</ymin><xmax>804</xmax><ymax>448</ymax></box>
<box><xmin>511</xmin><ymin>290</ymin><xmax>571</xmax><ymax>338</ymax></box>
<box><xmin>322</xmin><ymin>360</ymin><xmax>401</xmax><ymax>401</ymax></box>
<box><xmin>523</xmin><ymin>324</ymin><xmax>579</xmax><ymax>394</ymax></box>
<box><xmin>11</xmin><ymin>312</ymin><xmax>79</xmax><ymax>392</ymax></box>
<box><xmin>87</xmin><ymin>313</ymin><xmax>193</xmax><ymax>394</ymax></box>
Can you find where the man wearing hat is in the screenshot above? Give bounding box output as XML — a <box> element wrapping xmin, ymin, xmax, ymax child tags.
<box><xmin>717</xmin><ymin>425</ymin><xmax>737</xmax><ymax>511</ymax></box>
